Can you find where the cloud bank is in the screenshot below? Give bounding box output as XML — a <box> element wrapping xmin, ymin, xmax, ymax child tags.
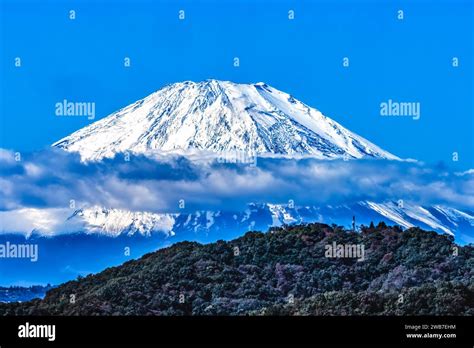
<box><xmin>0</xmin><ymin>148</ymin><xmax>473</xmax><ymax>217</ymax></box>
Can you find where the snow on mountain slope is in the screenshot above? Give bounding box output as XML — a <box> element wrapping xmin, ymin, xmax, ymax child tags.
<box><xmin>2</xmin><ymin>202</ymin><xmax>473</xmax><ymax>244</ymax></box>
<box><xmin>69</xmin><ymin>207</ymin><xmax>176</xmax><ymax>237</ymax></box>
<box><xmin>0</xmin><ymin>207</ymin><xmax>176</xmax><ymax>238</ymax></box>
<box><xmin>52</xmin><ymin>80</ymin><xmax>398</xmax><ymax>161</ymax></box>
<box><xmin>363</xmin><ymin>201</ymin><xmax>455</xmax><ymax>235</ymax></box>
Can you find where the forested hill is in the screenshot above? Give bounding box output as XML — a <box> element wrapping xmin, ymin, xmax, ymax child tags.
<box><xmin>1</xmin><ymin>223</ymin><xmax>473</xmax><ymax>315</ymax></box>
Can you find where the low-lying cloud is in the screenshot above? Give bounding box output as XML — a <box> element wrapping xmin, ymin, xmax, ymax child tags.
<box><xmin>0</xmin><ymin>148</ymin><xmax>473</xmax><ymax>217</ymax></box>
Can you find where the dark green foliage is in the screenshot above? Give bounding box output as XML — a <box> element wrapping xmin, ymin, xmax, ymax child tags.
<box><xmin>0</xmin><ymin>223</ymin><xmax>472</xmax><ymax>316</ymax></box>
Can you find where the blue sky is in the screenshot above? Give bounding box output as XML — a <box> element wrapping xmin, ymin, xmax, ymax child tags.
<box><xmin>1</xmin><ymin>0</ymin><xmax>472</xmax><ymax>169</ymax></box>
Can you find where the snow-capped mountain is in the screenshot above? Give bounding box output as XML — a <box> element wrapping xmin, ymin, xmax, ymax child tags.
<box><xmin>53</xmin><ymin>80</ymin><xmax>397</xmax><ymax>161</ymax></box>
<box><xmin>4</xmin><ymin>201</ymin><xmax>471</xmax><ymax>244</ymax></box>
<box><xmin>68</xmin><ymin>207</ymin><xmax>176</xmax><ymax>237</ymax></box>
<box><xmin>72</xmin><ymin>202</ymin><xmax>472</xmax><ymax>244</ymax></box>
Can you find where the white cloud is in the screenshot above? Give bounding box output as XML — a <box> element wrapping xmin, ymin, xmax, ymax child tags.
<box><xmin>0</xmin><ymin>148</ymin><xmax>473</xmax><ymax>217</ymax></box>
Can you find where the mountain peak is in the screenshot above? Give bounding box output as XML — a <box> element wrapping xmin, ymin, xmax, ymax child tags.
<box><xmin>53</xmin><ymin>80</ymin><xmax>398</xmax><ymax>161</ymax></box>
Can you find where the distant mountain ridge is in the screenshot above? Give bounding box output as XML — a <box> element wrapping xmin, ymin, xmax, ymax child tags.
<box><xmin>0</xmin><ymin>285</ymin><xmax>53</xmax><ymax>303</ymax></box>
<box><xmin>68</xmin><ymin>202</ymin><xmax>474</xmax><ymax>244</ymax></box>
<box><xmin>53</xmin><ymin>80</ymin><xmax>398</xmax><ymax>161</ymax></box>
<box><xmin>3</xmin><ymin>201</ymin><xmax>472</xmax><ymax>244</ymax></box>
